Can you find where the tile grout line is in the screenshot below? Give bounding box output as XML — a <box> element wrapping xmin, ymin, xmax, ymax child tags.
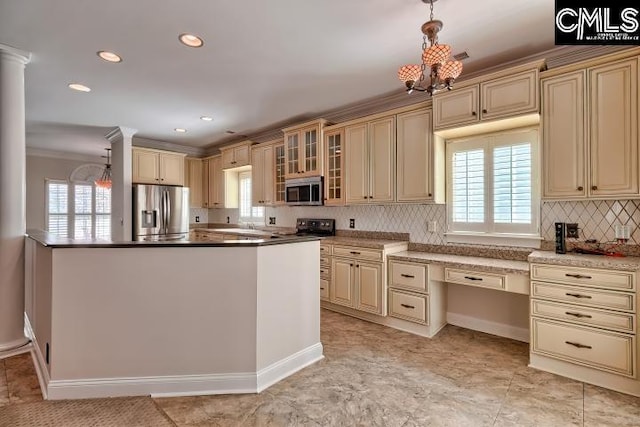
<box><xmin>492</xmin><ymin>369</ymin><xmax>517</xmax><ymax>426</ymax></box>
<box><xmin>582</xmin><ymin>381</ymin><xmax>585</xmax><ymax>427</ymax></box>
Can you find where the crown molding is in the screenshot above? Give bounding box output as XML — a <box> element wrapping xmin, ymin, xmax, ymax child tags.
<box><xmin>133</xmin><ymin>136</ymin><xmax>205</xmax><ymax>157</ymax></box>
<box><xmin>27</xmin><ymin>147</ymin><xmax>102</xmax><ymax>162</ymax></box>
<box><xmin>0</xmin><ymin>43</ymin><xmax>31</xmax><ymax>64</ymax></box>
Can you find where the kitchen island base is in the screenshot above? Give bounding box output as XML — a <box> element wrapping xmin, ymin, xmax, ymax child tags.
<box><xmin>25</xmin><ymin>236</ymin><xmax>322</xmax><ymax>400</ymax></box>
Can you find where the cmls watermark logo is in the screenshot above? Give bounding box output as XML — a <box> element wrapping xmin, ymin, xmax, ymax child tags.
<box><xmin>555</xmin><ymin>0</ymin><xmax>639</xmax><ymax>45</ymax></box>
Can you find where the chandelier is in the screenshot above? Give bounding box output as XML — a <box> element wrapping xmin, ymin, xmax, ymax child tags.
<box><xmin>398</xmin><ymin>0</ymin><xmax>463</xmax><ymax>95</ymax></box>
<box><xmin>95</xmin><ymin>148</ymin><xmax>112</xmax><ymax>189</ymax></box>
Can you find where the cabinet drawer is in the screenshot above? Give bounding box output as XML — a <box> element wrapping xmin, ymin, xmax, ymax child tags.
<box><xmin>389</xmin><ymin>261</ymin><xmax>428</xmax><ymax>293</ymax></box>
<box><xmin>320</xmin><ymin>256</ymin><xmax>330</xmax><ymax>266</ymax></box>
<box><xmin>320</xmin><ymin>266</ymin><xmax>330</xmax><ymax>278</ymax></box>
<box><xmin>531</xmin><ymin>282</ymin><xmax>635</xmax><ymax>312</ymax></box>
<box><xmin>531</xmin><ymin>264</ymin><xmax>635</xmax><ymax>291</ymax></box>
<box><xmin>444</xmin><ymin>268</ymin><xmax>505</xmax><ymax>290</ymax></box>
<box><xmin>531</xmin><ymin>318</ymin><xmax>635</xmax><ymax>377</ymax></box>
<box><xmin>320</xmin><ymin>279</ymin><xmax>329</xmax><ymax>300</ymax></box>
<box><xmin>531</xmin><ymin>300</ymin><xmax>636</xmax><ymax>333</ymax></box>
<box><xmin>320</xmin><ymin>244</ymin><xmax>332</xmax><ymax>255</ymax></box>
<box><xmin>389</xmin><ymin>290</ymin><xmax>428</xmax><ymax>325</ymax></box>
<box><xmin>333</xmin><ymin>246</ymin><xmax>382</xmax><ymax>261</ymax></box>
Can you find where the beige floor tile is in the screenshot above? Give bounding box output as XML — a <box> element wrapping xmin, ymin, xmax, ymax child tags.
<box><xmin>583</xmin><ymin>383</ymin><xmax>640</xmax><ymax>427</ymax></box>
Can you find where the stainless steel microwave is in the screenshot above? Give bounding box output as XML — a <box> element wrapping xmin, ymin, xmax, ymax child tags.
<box><xmin>285</xmin><ymin>176</ymin><xmax>323</xmax><ymax>206</ymax></box>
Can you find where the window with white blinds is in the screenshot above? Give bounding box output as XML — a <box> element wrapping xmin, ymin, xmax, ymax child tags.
<box><xmin>238</xmin><ymin>171</ymin><xmax>264</xmax><ymax>223</ymax></box>
<box><xmin>446</xmin><ymin>128</ymin><xmax>539</xmax><ymax>241</ymax></box>
<box><xmin>46</xmin><ymin>179</ymin><xmax>111</xmax><ymax>239</ymax></box>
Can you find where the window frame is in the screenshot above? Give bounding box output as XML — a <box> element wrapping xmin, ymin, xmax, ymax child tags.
<box><xmin>238</xmin><ymin>171</ymin><xmax>264</xmax><ymax>224</ymax></box>
<box><xmin>445</xmin><ymin>127</ymin><xmax>541</xmax><ymax>247</ymax></box>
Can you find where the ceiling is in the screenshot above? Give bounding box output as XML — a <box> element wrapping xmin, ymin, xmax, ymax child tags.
<box><xmin>0</xmin><ymin>0</ymin><xmax>555</xmax><ymax>156</ymax></box>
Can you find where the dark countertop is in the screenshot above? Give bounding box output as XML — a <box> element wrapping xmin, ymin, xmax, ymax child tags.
<box><xmin>26</xmin><ymin>229</ymin><xmax>320</xmax><ymax>249</ymax></box>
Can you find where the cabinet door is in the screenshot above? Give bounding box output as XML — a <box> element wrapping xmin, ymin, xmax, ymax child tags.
<box><xmin>301</xmin><ymin>126</ymin><xmax>320</xmax><ymax>176</ymax></box>
<box><xmin>185</xmin><ymin>158</ymin><xmax>203</xmax><ymax>207</ymax></box>
<box><xmin>202</xmin><ymin>159</ymin><xmax>210</xmax><ymax>207</ymax></box>
<box><xmin>345</xmin><ymin>123</ymin><xmax>369</xmax><ymax>204</ymax></box>
<box><xmin>542</xmin><ymin>72</ymin><xmax>587</xmax><ymax>199</ymax></box>
<box><xmin>285</xmin><ymin>132</ymin><xmax>300</xmax><ymax>178</ymax></box>
<box><xmin>234</xmin><ymin>145</ymin><xmax>250</xmax><ymax>167</ymax></box>
<box><xmin>262</xmin><ymin>145</ymin><xmax>275</xmax><ymax>205</ymax></box>
<box><xmin>369</xmin><ymin>117</ymin><xmax>395</xmax><ymax>202</ymax></box>
<box><xmin>132</xmin><ymin>149</ymin><xmax>159</xmax><ymax>184</ymax></box>
<box><xmin>356</xmin><ymin>262</ymin><xmax>383</xmax><ymax>315</ymax></box>
<box><xmin>251</xmin><ymin>147</ymin><xmax>264</xmax><ymax>206</ymax></box>
<box><xmin>324</xmin><ymin>129</ymin><xmax>344</xmax><ymax>205</ymax></box>
<box><xmin>274</xmin><ymin>144</ymin><xmax>286</xmax><ymax>204</ymax></box>
<box><xmin>221</xmin><ymin>148</ymin><xmax>235</xmax><ymax>169</ymax></box>
<box><xmin>209</xmin><ymin>156</ymin><xmax>224</xmax><ymax>207</ymax></box>
<box><xmin>481</xmin><ymin>70</ymin><xmax>538</xmax><ymax>121</ymax></box>
<box><xmin>160</xmin><ymin>153</ymin><xmax>185</xmax><ymax>185</ymax></box>
<box><xmin>589</xmin><ymin>58</ymin><xmax>639</xmax><ymax>197</ymax></box>
<box><xmin>331</xmin><ymin>259</ymin><xmax>354</xmax><ymax>307</ymax></box>
<box><xmin>433</xmin><ymin>86</ymin><xmax>479</xmax><ymax>129</ymax></box>
<box><xmin>397</xmin><ymin>109</ymin><xmax>432</xmax><ymax>202</ymax></box>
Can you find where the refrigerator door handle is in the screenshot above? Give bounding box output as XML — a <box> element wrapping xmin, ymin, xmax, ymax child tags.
<box><xmin>165</xmin><ymin>190</ymin><xmax>171</xmax><ymax>233</ymax></box>
<box><xmin>162</xmin><ymin>190</ymin><xmax>167</xmax><ymax>233</ymax></box>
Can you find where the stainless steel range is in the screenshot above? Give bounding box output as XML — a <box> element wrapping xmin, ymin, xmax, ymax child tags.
<box><xmin>295</xmin><ymin>218</ymin><xmax>335</xmax><ymax>237</ymax></box>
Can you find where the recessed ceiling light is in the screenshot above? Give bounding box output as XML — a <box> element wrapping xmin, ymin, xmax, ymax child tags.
<box><xmin>200</xmin><ymin>116</ymin><xmax>213</xmax><ymax>121</ymax></box>
<box><xmin>179</xmin><ymin>33</ymin><xmax>204</xmax><ymax>48</ymax></box>
<box><xmin>97</xmin><ymin>50</ymin><xmax>122</xmax><ymax>63</ymax></box>
<box><xmin>174</xmin><ymin>128</ymin><xmax>187</xmax><ymax>133</ymax></box>
<box><xmin>68</xmin><ymin>83</ymin><xmax>91</xmax><ymax>92</ymax></box>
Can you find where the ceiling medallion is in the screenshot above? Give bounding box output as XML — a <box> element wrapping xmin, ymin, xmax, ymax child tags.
<box><xmin>397</xmin><ymin>0</ymin><xmax>463</xmax><ymax>95</ymax></box>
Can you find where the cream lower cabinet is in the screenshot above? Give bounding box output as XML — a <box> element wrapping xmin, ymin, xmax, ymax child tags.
<box><xmin>320</xmin><ymin>243</ymin><xmax>331</xmax><ymax>301</ymax></box>
<box><xmin>542</xmin><ymin>55</ymin><xmax>639</xmax><ymax>199</ymax></box>
<box><xmin>132</xmin><ymin>148</ymin><xmax>185</xmax><ymax>186</ymax></box>
<box><xmin>529</xmin><ymin>262</ymin><xmax>640</xmax><ymax>396</ymax></box>
<box><xmin>388</xmin><ymin>260</ymin><xmax>447</xmax><ymax>338</ymax></box>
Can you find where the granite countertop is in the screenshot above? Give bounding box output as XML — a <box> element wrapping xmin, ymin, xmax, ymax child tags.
<box><xmin>528</xmin><ymin>250</ymin><xmax>640</xmax><ymax>271</ymax></box>
<box><xmin>323</xmin><ymin>236</ymin><xmax>409</xmax><ymax>250</ymax></box>
<box><xmin>388</xmin><ymin>251</ymin><xmax>530</xmax><ymax>275</ymax></box>
<box><xmin>26</xmin><ymin>229</ymin><xmax>319</xmax><ymax>249</ymax></box>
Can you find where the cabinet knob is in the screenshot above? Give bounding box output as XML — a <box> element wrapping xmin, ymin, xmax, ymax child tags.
<box><xmin>482</xmin><ymin>109</ymin><xmax>487</xmax><ymax>114</ymax></box>
<box><xmin>471</xmin><ymin>111</ymin><xmax>477</xmax><ymax>116</ymax></box>
<box><xmin>428</xmin><ymin>193</ymin><xmax>432</xmax><ymax>197</ymax></box>
<box><xmin>591</xmin><ymin>185</ymin><xmax>598</xmax><ymax>191</ymax></box>
<box><xmin>577</xmin><ymin>186</ymin><xmax>584</xmax><ymax>191</ymax></box>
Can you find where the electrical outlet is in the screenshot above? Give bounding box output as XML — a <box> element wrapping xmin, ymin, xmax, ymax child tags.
<box><xmin>269</xmin><ymin>217</ymin><xmax>276</xmax><ymax>225</ymax></box>
<box><xmin>349</xmin><ymin>219</ymin><xmax>355</xmax><ymax>229</ymax></box>
<box><xmin>195</xmin><ymin>216</ymin><xmax>200</xmax><ymax>223</ymax></box>
<box><xmin>566</xmin><ymin>223</ymin><xmax>579</xmax><ymax>238</ymax></box>
<box><xmin>427</xmin><ymin>220</ymin><xmax>437</xmax><ymax>232</ymax></box>
<box><xmin>226</xmin><ymin>216</ymin><xmax>230</xmax><ymax>224</ymax></box>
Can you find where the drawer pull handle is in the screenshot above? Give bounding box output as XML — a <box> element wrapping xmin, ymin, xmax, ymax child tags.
<box><xmin>565</xmin><ymin>293</ymin><xmax>592</xmax><ymax>299</ymax></box>
<box><xmin>464</xmin><ymin>276</ymin><xmax>483</xmax><ymax>281</ymax></box>
<box><xmin>565</xmin><ymin>311</ymin><xmax>593</xmax><ymax>319</ymax></box>
<box><xmin>565</xmin><ymin>273</ymin><xmax>592</xmax><ymax>279</ymax></box>
<box><xmin>401</xmin><ymin>274</ymin><xmax>415</xmax><ymax>278</ymax></box>
<box><xmin>350</xmin><ymin>251</ymin><xmax>361</xmax><ymax>255</ymax></box>
<box><xmin>400</xmin><ymin>303</ymin><xmax>415</xmax><ymax>309</ymax></box>
<box><xmin>565</xmin><ymin>341</ymin><xmax>592</xmax><ymax>349</ymax></box>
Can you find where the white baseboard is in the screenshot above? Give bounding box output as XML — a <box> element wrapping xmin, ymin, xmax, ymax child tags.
<box><xmin>256</xmin><ymin>343</ymin><xmax>324</xmax><ymax>392</ymax></box>
<box><xmin>446</xmin><ymin>312</ymin><xmax>530</xmax><ymax>343</ymax></box>
<box><xmin>44</xmin><ymin>342</ymin><xmax>323</xmax><ymax>400</ymax></box>
<box><xmin>24</xmin><ymin>314</ymin><xmax>50</xmax><ymax>400</ymax></box>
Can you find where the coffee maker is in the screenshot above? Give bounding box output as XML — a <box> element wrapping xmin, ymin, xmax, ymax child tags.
<box><xmin>555</xmin><ymin>222</ymin><xmax>566</xmax><ymax>254</ymax></box>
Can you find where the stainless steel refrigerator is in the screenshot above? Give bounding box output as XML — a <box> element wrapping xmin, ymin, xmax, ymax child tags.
<box><xmin>132</xmin><ymin>184</ymin><xmax>189</xmax><ymax>241</ymax></box>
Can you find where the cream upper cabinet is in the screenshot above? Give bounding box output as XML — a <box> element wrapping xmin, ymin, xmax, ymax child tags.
<box><xmin>207</xmin><ymin>155</ymin><xmax>224</xmax><ymax>208</ymax></box>
<box><xmin>251</xmin><ymin>142</ymin><xmax>276</xmax><ymax>206</ymax></box>
<box><xmin>324</xmin><ymin>128</ymin><xmax>345</xmax><ymax>206</ymax></box>
<box><xmin>542</xmin><ymin>57</ymin><xmax>639</xmax><ymax>199</ymax></box>
<box><xmin>396</xmin><ymin>108</ymin><xmax>438</xmax><ymax>202</ymax></box>
<box><xmin>433</xmin><ymin>68</ymin><xmax>539</xmax><ymax>130</ymax></box>
<box><xmin>283</xmin><ymin>119</ymin><xmax>327</xmax><ymax>179</ymax></box>
<box><xmin>132</xmin><ymin>148</ymin><xmax>185</xmax><ymax>186</ymax></box>
<box><xmin>345</xmin><ymin>117</ymin><xmax>395</xmax><ymax>204</ymax></box>
<box><xmin>274</xmin><ymin>143</ymin><xmax>286</xmax><ymax>205</ymax></box>
<box><xmin>220</xmin><ymin>141</ymin><xmax>252</xmax><ymax>169</ymax></box>
<box><xmin>542</xmin><ymin>71</ymin><xmax>588</xmax><ymax>199</ymax></box>
<box><xmin>589</xmin><ymin>58</ymin><xmax>638</xmax><ymax>198</ymax></box>
<box><xmin>184</xmin><ymin>158</ymin><xmax>204</xmax><ymax>207</ymax></box>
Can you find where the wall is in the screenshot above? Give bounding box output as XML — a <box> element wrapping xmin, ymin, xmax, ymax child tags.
<box><xmin>26</xmin><ymin>155</ymin><xmax>98</xmax><ymax>230</ymax></box>
<box><xmin>209</xmin><ymin>200</ymin><xmax>640</xmax><ymax>246</ymax></box>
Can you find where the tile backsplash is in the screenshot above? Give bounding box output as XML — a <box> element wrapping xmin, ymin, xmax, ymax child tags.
<box><xmin>205</xmin><ymin>200</ymin><xmax>640</xmax><ymax>246</ymax></box>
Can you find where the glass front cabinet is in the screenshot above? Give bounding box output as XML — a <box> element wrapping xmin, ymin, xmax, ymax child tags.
<box><xmin>283</xmin><ymin>119</ymin><xmax>327</xmax><ymax>179</ymax></box>
<box><xmin>324</xmin><ymin>128</ymin><xmax>345</xmax><ymax>205</ymax></box>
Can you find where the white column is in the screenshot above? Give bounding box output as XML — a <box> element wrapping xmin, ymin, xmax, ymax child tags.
<box><xmin>0</xmin><ymin>44</ymin><xmax>31</xmax><ymax>352</ymax></box>
<box><xmin>106</xmin><ymin>127</ymin><xmax>137</xmax><ymax>242</ymax></box>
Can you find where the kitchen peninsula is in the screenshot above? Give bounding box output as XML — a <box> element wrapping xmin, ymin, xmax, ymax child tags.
<box><xmin>24</xmin><ymin>230</ymin><xmax>323</xmax><ymax>400</ymax></box>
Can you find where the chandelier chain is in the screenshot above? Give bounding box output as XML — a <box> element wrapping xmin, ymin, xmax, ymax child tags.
<box><xmin>429</xmin><ymin>0</ymin><xmax>434</xmax><ymax>21</ymax></box>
